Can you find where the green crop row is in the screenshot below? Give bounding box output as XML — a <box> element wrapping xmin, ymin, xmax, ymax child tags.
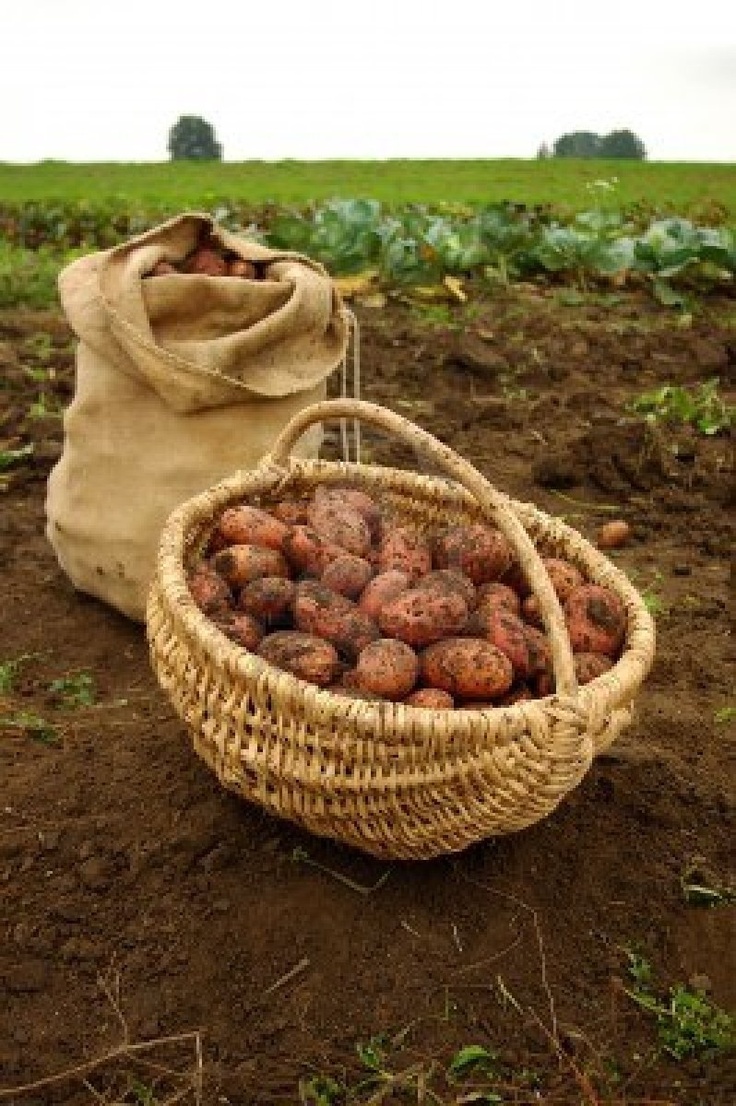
<box><xmin>1</xmin><ymin>199</ymin><xmax>733</xmax><ymax>309</ymax></box>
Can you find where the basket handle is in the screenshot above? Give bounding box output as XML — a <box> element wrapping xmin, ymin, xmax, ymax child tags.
<box><xmin>267</xmin><ymin>398</ymin><xmax>577</xmax><ymax>697</ymax></box>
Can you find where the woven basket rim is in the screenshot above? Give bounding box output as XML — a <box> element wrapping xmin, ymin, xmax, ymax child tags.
<box><xmin>149</xmin><ymin>455</ymin><xmax>656</xmax><ymax>757</ymax></box>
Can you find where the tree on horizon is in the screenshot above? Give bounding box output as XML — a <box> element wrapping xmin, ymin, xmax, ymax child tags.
<box><xmin>168</xmin><ymin>116</ymin><xmax>222</xmax><ymax>161</ymax></box>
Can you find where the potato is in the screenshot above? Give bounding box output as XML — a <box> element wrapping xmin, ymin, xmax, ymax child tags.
<box><xmin>574</xmin><ymin>652</ymin><xmax>614</xmax><ymax>684</ymax></box>
<box><xmin>321</xmin><ymin>553</ymin><xmax>374</xmax><ymax>599</ymax></box>
<box><xmin>523</xmin><ymin>625</ymin><xmax>552</xmax><ymax>678</ymax></box>
<box><xmin>283</xmin><ymin>526</ymin><xmax>341</xmax><ymax>577</ymax></box>
<box><xmin>596</xmin><ymin>520</ymin><xmax>631</xmax><ymax>549</ymax></box>
<box><xmin>378</xmin><ymin>526</ymin><xmax>432</xmax><ymax>581</ymax></box>
<box><xmin>238</xmin><ymin>577</ymin><xmax>295</xmax><ymax>625</ymax></box>
<box><xmin>359</xmin><ymin>570</ymin><xmax>411</xmax><ymax>620</ymax></box>
<box><xmin>534</xmin><ymin>672</ymin><xmax>554</xmax><ymax>698</ymax></box>
<box><xmin>403</xmin><ymin>687</ymin><xmax>455</xmax><ymax>709</ymax></box>
<box><xmin>542</xmin><ymin>558</ymin><xmax>584</xmax><ymax>602</ymax></box>
<box><xmin>187</xmin><ymin>564</ymin><xmax>231</xmax><ymax>615</ymax></box>
<box><xmin>257</xmin><ymin>631</ymin><xmax>339</xmax><ymax>687</ymax></box>
<box><xmin>434</xmin><ymin>524</ymin><xmax>513</xmax><ymax>585</ymax></box>
<box><xmin>216</xmin><ymin>505</ymin><xmax>289</xmax><ymax>551</ymax></box>
<box><xmin>307</xmin><ymin>500</ymin><xmax>372</xmax><ymax>558</ymax></box>
<box><xmin>378</xmin><ymin>588</ymin><xmax>468</xmax><ymax>647</ymax></box>
<box><xmin>565</xmin><ymin>584</ymin><xmax>626</xmax><ymax>657</ymax></box>
<box><xmin>228</xmin><ymin>258</ymin><xmax>257</xmax><ymax>279</ymax></box>
<box><xmin>314</xmin><ymin>484</ymin><xmax>382</xmax><ymax>539</ymax></box>
<box><xmin>420</xmin><ymin>638</ymin><xmax>514</xmax><ymax>700</ymax></box>
<box><xmin>214</xmin><ymin>612</ymin><xmax>264</xmax><ymax>650</ymax></box>
<box><xmin>150</xmin><ymin>260</ymin><xmax>178</xmax><ymax>276</ymax></box>
<box><xmin>500</xmin><ymin>562</ymin><xmax>531</xmax><ymax>600</ymax></box>
<box><xmin>293</xmin><ymin>581</ymin><xmax>379</xmax><ymax>659</ymax></box>
<box><xmin>354</xmin><ymin>639</ymin><xmax>419</xmax><ymax>700</ymax></box>
<box><xmin>469</xmin><ymin>607</ymin><xmax>530</xmax><ymax>679</ymax></box>
<box><xmin>521</xmin><ymin>594</ymin><xmax>544</xmax><ymax>628</ymax></box>
<box><xmin>498</xmin><ymin>683</ymin><xmax>534</xmax><ymax>706</ymax></box>
<box><xmin>476</xmin><ymin>582</ymin><xmax>521</xmax><ymax>616</ymax></box>
<box><xmin>213</xmin><ymin>544</ymin><xmax>290</xmax><ymax>587</ymax></box>
<box><xmin>270</xmin><ymin>499</ymin><xmax>310</xmax><ymax>526</ymax></box>
<box><xmin>182</xmin><ymin>246</ymin><xmax>228</xmax><ymax>277</ymax></box>
<box><xmin>415</xmin><ymin>569</ymin><xmax>476</xmax><ymax>610</ymax></box>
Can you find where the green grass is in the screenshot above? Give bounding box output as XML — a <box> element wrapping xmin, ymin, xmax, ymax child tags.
<box><xmin>1</xmin><ymin>159</ymin><xmax>734</xmax><ymax>216</ymax></box>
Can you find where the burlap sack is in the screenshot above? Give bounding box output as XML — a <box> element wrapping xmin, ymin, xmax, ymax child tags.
<box><xmin>46</xmin><ymin>212</ymin><xmax>349</xmax><ymax>621</ymax></box>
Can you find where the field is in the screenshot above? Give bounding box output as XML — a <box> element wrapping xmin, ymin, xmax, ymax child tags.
<box><xmin>0</xmin><ymin>172</ymin><xmax>734</xmax><ymax>1104</ymax></box>
<box><xmin>1</xmin><ymin>158</ymin><xmax>735</xmax><ymax>214</ymax></box>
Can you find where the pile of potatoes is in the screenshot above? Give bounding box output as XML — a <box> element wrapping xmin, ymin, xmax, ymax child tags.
<box><xmin>145</xmin><ymin>234</ymin><xmax>264</xmax><ymax>280</ymax></box>
<box><xmin>186</xmin><ymin>485</ymin><xmax>627</xmax><ymax>708</ymax></box>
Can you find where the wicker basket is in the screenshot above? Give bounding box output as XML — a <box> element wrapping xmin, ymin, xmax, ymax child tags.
<box><xmin>146</xmin><ymin>399</ymin><xmax>655</xmax><ymax>860</ymax></box>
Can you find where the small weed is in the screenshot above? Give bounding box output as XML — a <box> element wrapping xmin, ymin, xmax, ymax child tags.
<box><xmin>0</xmin><ymin>652</ymin><xmax>38</xmax><ymax>693</ymax></box>
<box><xmin>680</xmin><ymin>859</ymin><xmax>736</xmax><ymax>907</ymax></box>
<box><xmin>0</xmin><ymin>711</ymin><xmax>58</xmax><ymax>744</ymax></box>
<box><xmin>638</xmin><ymin>571</ymin><xmax>669</xmax><ymax>617</ymax></box>
<box><xmin>49</xmin><ymin>672</ymin><xmax>96</xmax><ymax>707</ymax></box>
<box><xmin>23</xmin><ymin>332</ymin><xmax>54</xmax><ymax>362</ymax></box>
<box><xmin>446</xmin><ymin>1044</ymin><xmax>500</xmax><ymax>1083</ymax></box>
<box><xmin>129</xmin><ymin>1083</ymin><xmax>159</xmax><ymax>1106</ymax></box>
<box><xmin>28</xmin><ymin>393</ymin><xmax>62</xmax><ymax>420</ymax></box>
<box><xmin>299</xmin><ymin>1075</ymin><xmax>343</xmax><ymax>1105</ymax></box>
<box><xmin>629</xmin><ymin>378</ymin><xmax>734</xmax><ymax>436</ymax></box>
<box><xmin>623</xmin><ymin>949</ymin><xmax>734</xmax><ymax>1059</ymax></box>
<box><xmin>714</xmin><ymin>705</ymin><xmax>736</xmax><ymax>724</ymax></box>
<box><xmin>0</xmin><ymin>443</ymin><xmax>34</xmax><ymax>472</ymax></box>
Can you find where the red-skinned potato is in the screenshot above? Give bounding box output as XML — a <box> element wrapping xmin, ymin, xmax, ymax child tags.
<box><xmin>238</xmin><ymin>577</ymin><xmax>295</xmax><ymax>625</ymax></box>
<box><xmin>415</xmin><ymin>569</ymin><xmax>477</xmax><ymax>610</ymax></box>
<box><xmin>228</xmin><ymin>258</ymin><xmax>257</xmax><ymax>278</ymax></box>
<box><xmin>379</xmin><ymin>588</ymin><xmax>468</xmax><ymax>647</ymax></box>
<box><xmin>358</xmin><ymin>570</ymin><xmax>411</xmax><ymax>621</ymax></box>
<box><xmin>596</xmin><ymin>520</ymin><xmax>631</xmax><ymax>550</ymax></box>
<box><xmin>150</xmin><ymin>260</ymin><xmax>178</xmax><ymax>276</ymax></box>
<box><xmin>321</xmin><ymin>553</ymin><xmax>374</xmax><ymax>599</ymax></box>
<box><xmin>420</xmin><ymin>638</ymin><xmax>514</xmax><ymax>700</ymax></box>
<box><xmin>378</xmin><ymin>526</ymin><xmax>432</xmax><ymax>581</ymax></box>
<box><xmin>314</xmin><ymin>485</ymin><xmax>382</xmax><ymax>539</ymax></box>
<box><xmin>213</xmin><ymin>544</ymin><xmax>290</xmax><ymax>587</ymax></box>
<box><xmin>403</xmin><ymin>687</ymin><xmax>455</xmax><ymax>709</ymax></box>
<box><xmin>565</xmin><ymin>584</ymin><xmax>626</xmax><ymax>657</ymax></box>
<box><xmin>434</xmin><ymin>524</ymin><xmax>513</xmax><ymax>585</ymax></box>
<box><xmin>187</xmin><ymin>564</ymin><xmax>231</xmax><ymax>615</ymax></box>
<box><xmin>283</xmin><ymin>526</ymin><xmax>342</xmax><ymax>577</ymax></box>
<box><xmin>354</xmin><ymin>639</ymin><xmax>419</xmax><ymax>700</ymax></box>
<box><xmin>468</xmin><ymin>607</ymin><xmax>531</xmax><ymax>679</ymax></box>
<box><xmin>270</xmin><ymin>499</ymin><xmax>310</xmax><ymax>526</ymax></box>
<box><xmin>293</xmin><ymin>581</ymin><xmax>379</xmax><ymax>659</ymax></box>
<box><xmin>257</xmin><ymin>631</ymin><xmax>339</xmax><ymax>687</ymax></box>
<box><xmin>574</xmin><ymin>652</ymin><xmax>614</xmax><ymax>684</ymax></box>
<box><xmin>216</xmin><ymin>505</ymin><xmax>289</xmax><ymax>551</ymax></box>
<box><xmin>523</xmin><ymin>625</ymin><xmax>552</xmax><ymax>678</ymax></box>
<box><xmin>476</xmin><ymin>582</ymin><xmax>521</xmax><ymax>616</ymax></box>
<box><xmin>307</xmin><ymin>500</ymin><xmax>372</xmax><ymax>558</ymax></box>
<box><xmin>542</xmin><ymin>558</ymin><xmax>584</xmax><ymax>601</ymax></box>
<box><xmin>214</xmin><ymin>612</ymin><xmax>264</xmax><ymax>650</ymax></box>
<box><xmin>182</xmin><ymin>246</ymin><xmax>228</xmax><ymax>277</ymax></box>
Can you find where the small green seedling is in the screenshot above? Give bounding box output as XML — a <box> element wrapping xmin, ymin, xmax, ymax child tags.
<box><xmin>0</xmin><ymin>653</ymin><xmax>38</xmax><ymax>693</ymax></box>
<box><xmin>714</xmin><ymin>705</ymin><xmax>736</xmax><ymax>724</ymax></box>
<box><xmin>0</xmin><ymin>443</ymin><xmax>34</xmax><ymax>472</ymax></box>
<box><xmin>629</xmin><ymin>378</ymin><xmax>734</xmax><ymax>436</ymax></box>
<box><xmin>0</xmin><ymin>711</ymin><xmax>57</xmax><ymax>745</ymax></box>
<box><xmin>49</xmin><ymin>672</ymin><xmax>96</xmax><ymax>707</ymax></box>
<box><xmin>623</xmin><ymin>949</ymin><xmax>734</xmax><ymax>1059</ymax></box>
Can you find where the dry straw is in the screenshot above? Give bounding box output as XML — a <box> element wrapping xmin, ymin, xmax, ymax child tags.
<box><xmin>146</xmin><ymin>399</ymin><xmax>655</xmax><ymax>860</ymax></box>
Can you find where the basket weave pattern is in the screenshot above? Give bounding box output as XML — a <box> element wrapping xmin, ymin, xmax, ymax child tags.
<box><xmin>147</xmin><ymin>401</ymin><xmax>655</xmax><ymax>860</ymax></box>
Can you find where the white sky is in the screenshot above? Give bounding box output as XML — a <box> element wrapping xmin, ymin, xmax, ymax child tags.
<box><xmin>2</xmin><ymin>0</ymin><xmax>735</xmax><ymax>163</ymax></box>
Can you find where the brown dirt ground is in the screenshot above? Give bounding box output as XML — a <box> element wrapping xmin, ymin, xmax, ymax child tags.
<box><xmin>1</xmin><ymin>288</ymin><xmax>734</xmax><ymax>1105</ymax></box>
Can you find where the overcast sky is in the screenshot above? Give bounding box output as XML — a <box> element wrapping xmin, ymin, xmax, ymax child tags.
<box><xmin>2</xmin><ymin>0</ymin><xmax>735</xmax><ymax>163</ymax></box>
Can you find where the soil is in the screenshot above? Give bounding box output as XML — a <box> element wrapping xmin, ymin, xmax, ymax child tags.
<box><xmin>1</xmin><ymin>288</ymin><xmax>734</xmax><ymax>1105</ymax></box>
